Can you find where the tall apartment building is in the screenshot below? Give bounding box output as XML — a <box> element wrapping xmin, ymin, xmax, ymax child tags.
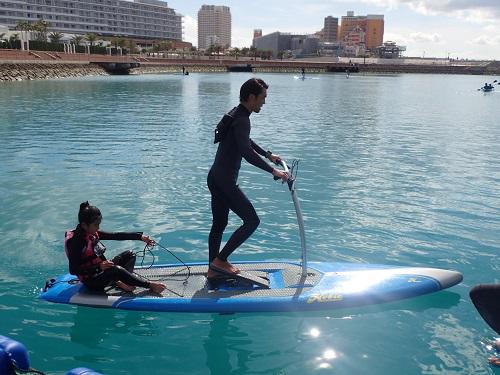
<box><xmin>365</xmin><ymin>15</ymin><xmax>384</xmax><ymax>51</ymax></box>
<box><xmin>197</xmin><ymin>5</ymin><xmax>231</xmax><ymax>50</ymax></box>
<box><xmin>323</xmin><ymin>16</ymin><xmax>338</xmax><ymax>42</ymax></box>
<box><xmin>339</xmin><ymin>11</ymin><xmax>384</xmax><ymax>51</ymax></box>
<box><xmin>0</xmin><ymin>0</ymin><xmax>183</xmax><ymax>40</ymax></box>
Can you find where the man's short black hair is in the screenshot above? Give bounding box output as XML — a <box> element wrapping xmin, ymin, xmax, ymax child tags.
<box><xmin>240</xmin><ymin>78</ymin><xmax>269</xmax><ymax>102</ymax></box>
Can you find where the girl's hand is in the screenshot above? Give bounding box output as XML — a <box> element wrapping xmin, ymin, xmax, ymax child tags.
<box><xmin>141</xmin><ymin>235</ymin><xmax>155</xmax><ymax>246</ymax></box>
<box><xmin>100</xmin><ymin>260</ymin><xmax>114</xmax><ymax>270</ymax></box>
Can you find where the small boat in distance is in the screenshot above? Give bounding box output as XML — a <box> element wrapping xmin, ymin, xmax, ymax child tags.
<box><xmin>479</xmin><ymin>80</ymin><xmax>497</xmax><ymax>92</ymax></box>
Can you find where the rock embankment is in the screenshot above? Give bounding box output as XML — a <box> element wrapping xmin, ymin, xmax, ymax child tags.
<box><xmin>130</xmin><ymin>64</ymin><xmax>226</xmax><ymax>74</ymax></box>
<box><xmin>0</xmin><ymin>62</ymin><xmax>108</xmax><ymax>82</ymax></box>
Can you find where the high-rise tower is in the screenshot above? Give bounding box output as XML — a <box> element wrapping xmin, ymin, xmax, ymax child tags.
<box><xmin>197</xmin><ymin>5</ymin><xmax>231</xmax><ymax>49</ymax></box>
<box><xmin>323</xmin><ymin>16</ymin><xmax>338</xmax><ymax>42</ymax></box>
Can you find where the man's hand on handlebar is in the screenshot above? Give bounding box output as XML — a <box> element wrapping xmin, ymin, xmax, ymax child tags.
<box><xmin>272</xmin><ymin>168</ymin><xmax>289</xmax><ymax>182</ymax></box>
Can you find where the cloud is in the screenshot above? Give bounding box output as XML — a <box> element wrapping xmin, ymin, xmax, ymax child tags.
<box><xmin>409</xmin><ymin>32</ymin><xmax>442</xmax><ymax>43</ymax></box>
<box><xmin>468</xmin><ymin>34</ymin><xmax>500</xmax><ymax>46</ymax></box>
<box><xmin>361</xmin><ymin>0</ymin><xmax>500</xmax><ymax>22</ymax></box>
<box><xmin>183</xmin><ymin>15</ymin><xmax>197</xmax><ymax>46</ymax></box>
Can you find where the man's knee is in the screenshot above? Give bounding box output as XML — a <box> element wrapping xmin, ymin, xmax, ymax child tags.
<box><xmin>246</xmin><ymin>215</ymin><xmax>260</xmax><ymax>232</ymax></box>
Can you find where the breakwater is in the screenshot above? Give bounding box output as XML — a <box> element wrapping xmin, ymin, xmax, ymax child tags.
<box><xmin>1</xmin><ymin>58</ymin><xmax>499</xmax><ymax>82</ymax></box>
<box><xmin>0</xmin><ymin>62</ymin><xmax>108</xmax><ymax>81</ymax></box>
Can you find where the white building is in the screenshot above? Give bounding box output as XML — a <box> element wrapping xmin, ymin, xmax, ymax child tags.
<box><xmin>197</xmin><ymin>5</ymin><xmax>231</xmax><ymax>50</ymax></box>
<box><xmin>0</xmin><ymin>0</ymin><xmax>182</xmax><ymax>41</ymax></box>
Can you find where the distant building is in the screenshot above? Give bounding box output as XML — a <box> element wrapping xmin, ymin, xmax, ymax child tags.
<box><xmin>253</xmin><ymin>31</ymin><xmax>319</xmax><ymax>58</ymax></box>
<box><xmin>197</xmin><ymin>5</ymin><xmax>231</xmax><ymax>50</ymax></box>
<box><xmin>374</xmin><ymin>41</ymin><xmax>406</xmax><ymax>58</ymax></box>
<box><xmin>0</xmin><ymin>0</ymin><xmax>183</xmax><ymax>41</ymax></box>
<box><xmin>253</xmin><ymin>31</ymin><xmax>291</xmax><ymax>58</ymax></box>
<box><xmin>365</xmin><ymin>15</ymin><xmax>384</xmax><ymax>52</ymax></box>
<box><xmin>339</xmin><ymin>11</ymin><xmax>384</xmax><ymax>53</ymax></box>
<box><xmin>323</xmin><ymin>16</ymin><xmax>338</xmax><ymax>42</ymax></box>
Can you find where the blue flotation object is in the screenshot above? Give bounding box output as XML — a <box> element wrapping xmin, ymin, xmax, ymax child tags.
<box><xmin>0</xmin><ymin>335</ymin><xmax>30</xmax><ymax>374</ymax></box>
<box><xmin>0</xmin><ymin>334</ymin><xmax>103</xmax><ymax>375</ymax></box>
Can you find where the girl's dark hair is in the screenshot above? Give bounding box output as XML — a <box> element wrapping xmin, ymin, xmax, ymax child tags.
<box><xmin>240</xmin><ymin>78</ymin><xmax>268</xmax><ymax>102</ymax></box>
<box><xmin>78</xmin><ymin>201</ymin><xmax>102</xmax><ymax>224</ymax></box>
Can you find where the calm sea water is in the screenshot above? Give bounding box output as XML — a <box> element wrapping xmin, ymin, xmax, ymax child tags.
<box><xmin>0</xmin><ymin>72</ymin><xmax>499</xmax><ymax>375</ymax></box>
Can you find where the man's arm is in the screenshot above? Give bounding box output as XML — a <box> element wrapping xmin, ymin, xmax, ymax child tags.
<box><xmin>250</xmin><ymin>139</ymin><xmax>267</xmax><ymax>157</ymax></box>
<box><xmin>234</xmin><ymin>119</ymin><xmax>273</xmax><ymax>173</ymax></box>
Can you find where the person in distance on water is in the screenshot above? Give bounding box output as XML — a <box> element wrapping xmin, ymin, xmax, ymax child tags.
<box><xmin>207</xmin><ymin>78</ymin><xmax>288</xmax><ymax>278</ymax></box>
<box><xmin>65</xmin><ymin>201</ymin><xmax>166</xmax><ymax>293</ymax></box>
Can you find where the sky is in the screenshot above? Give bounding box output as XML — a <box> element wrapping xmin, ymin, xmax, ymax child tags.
<box><xmin>167</xmin><ymin>0</ymin><xmax>500</xmax><ymax>60</ymax></box>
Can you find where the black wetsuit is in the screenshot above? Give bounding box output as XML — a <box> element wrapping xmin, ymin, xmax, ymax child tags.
<box><xmin>66</xmin><ymin>225</ymin><xmax>150</xmax><ymax>290</ymax></box>
<box><xmin>207</xmin><ymin>104</ymin><xmax>274</xmax><ymax>263</ymax></box>
<box><xmin>470</xmin><ymin>284</ymin><xmax>500</xmax><ymax>335</ymax></box>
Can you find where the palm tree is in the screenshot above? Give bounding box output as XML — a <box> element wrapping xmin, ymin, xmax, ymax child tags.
<box><xmin>16</xmin><ymin>20</ymin><xmax>32</xmax><ymax>51</ymax></box>
<box><xmin>85</xmin><ymin>33</ymin><xmax>98</xmax><ymax>47</ymax></box>
<box><xmin>71</xmin><ymin>35</ymin><xmax>84</xmax><ymax>48</ymax></box>
<box><xmin>126</xmin><ymin>39</ymin><xmax>137</xmax><ymax>54</ymax></box>
<box><xmin>249</xmin><ymin>46</ymin><xmax>257</xmax><ymax>60</ymax></box>
<box><xmin>229</xmin><ymin>47</ymin><xmax>240</xmax><ymax>60</ymax></box>
<box><xmin>49</xmin><ymin>32</ymin><xmax>63</xmax><ymax>44</ymax></box>
<box><xmin>33</xmin><ymin>19</ymin><xmax>50</xmax><ymax>42</ymax></box>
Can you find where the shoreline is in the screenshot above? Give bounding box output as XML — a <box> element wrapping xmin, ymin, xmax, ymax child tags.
<box><xmin>1</xmin><ymin>58</ymin><xmax>499</xmax><ymax>82</ymax></box>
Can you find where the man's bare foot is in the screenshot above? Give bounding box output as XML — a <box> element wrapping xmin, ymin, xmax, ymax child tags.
<box><xmin>116</xmin><ymin>281</ymin><xmax>136</xmax><ymax>292</ymax></box>
<box><xmin>207</xmin><ymin>268</ymin><xmax>219</xmax><ymax>279</ymax></box>
<box><xmin>149</xmin><ymin>282</ymin><xmax>166</xmax><ymax>294</ymax></box>
<box><xmin>211</xmin><ymin>257</ymin><xmax>240</xmax><ymax>274</ymax></box>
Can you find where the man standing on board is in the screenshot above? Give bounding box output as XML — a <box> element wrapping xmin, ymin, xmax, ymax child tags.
<box><xmin>207</xmin><ymin>78</ymin><xmax>288</xmax><ymax>278</ymax></box>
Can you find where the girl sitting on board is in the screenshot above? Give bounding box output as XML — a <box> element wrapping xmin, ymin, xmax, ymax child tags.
<box><xmin>65</xmin><ymin>201</ymin><xmax>166</xmax><ymax>294</ymax></box>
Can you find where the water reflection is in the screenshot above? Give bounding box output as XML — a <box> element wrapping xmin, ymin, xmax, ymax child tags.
<box><xmin>69</xmin><ymin>307</ymin><xmax>160</xmax><ymax>348</ymax></box>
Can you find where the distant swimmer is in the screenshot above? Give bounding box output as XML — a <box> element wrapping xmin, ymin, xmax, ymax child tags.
<box><xmin>301</xmin><ymin>67</ymin><xmax>305</xmax><ymax>79</ymax></box>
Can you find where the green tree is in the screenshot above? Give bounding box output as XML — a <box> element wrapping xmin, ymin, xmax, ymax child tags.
<box><xmin>71</xmin><ymin>35</ymin><xmax>84</xmax><ymax>46</ymax></box>
<box><xmin>126</xmin><ymin>39</ymin><xmax>137</xmax><ymax>54</ymax></box>
<box><xmin>229</xmin><ymin>47</ymin><xmax>240</xmax><ymax>59</ymax></box>
<box><xmin>49</xmin><ymin>32</ymin><xmax>63</xmax><ymax>44</ymax></box>
<box><xmin>85</xmin><ymin>33</ymin><xmax>98</xmax><ymax>47</ymax></box>
<box><xmin>33</xmin><ymin>19</ymin><xmax>50</xmax><ymax>42</ymax></box>
<box><xmin>249</xmin><ymin>46</ymin><xmax>257</xmax><ymax>60</ymax></box>
<box><xmin>16</xmin><ymin>20</ymin><xmax>32</xmax><ymax>51</ymax></box>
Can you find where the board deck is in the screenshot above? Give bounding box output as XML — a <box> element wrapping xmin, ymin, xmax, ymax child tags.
<box><xmin>40</xmin><ymin>261</ymin><xmax>462</xmax><ymax>313</ymax></box>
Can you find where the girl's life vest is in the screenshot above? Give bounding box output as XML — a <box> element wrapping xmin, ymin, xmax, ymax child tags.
<box><xmin>64</xmin><ymin>230</ymin><xmax>107</xmax><ymax>280</ymax></box>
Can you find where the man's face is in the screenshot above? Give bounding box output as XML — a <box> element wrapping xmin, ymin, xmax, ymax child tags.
<box><xmin>251</xmin><ymin>88</ymin><xmax>267</xmax><ymax>113</ymax></box>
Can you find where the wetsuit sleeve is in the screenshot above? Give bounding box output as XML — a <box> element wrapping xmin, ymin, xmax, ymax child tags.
<box><xmin>234</xmin><ymin>119</ymin><xmax>274</xmax><ymax>174</ymax></box>
<box><xmin>250</xmin><ymin>139</ymin><xmax>267</xmax><ymax>157</ymax></box>
<box><xmin>98</xmin><ymin>231</ymin><xmax>143</xmax><ymax>241</ymax></box>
